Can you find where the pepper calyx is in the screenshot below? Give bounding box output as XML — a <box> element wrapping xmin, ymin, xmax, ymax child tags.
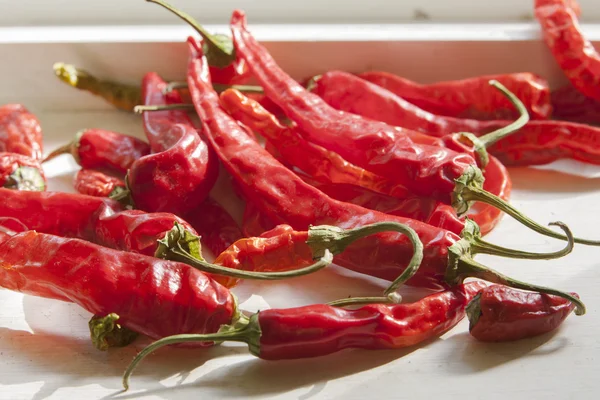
<box><xmin>89</xmin><ymin>313</ymin><xmax>139</xmax><ymax>351</ymax></box>
<box><xmin>155</xmin><ymin>222</ymin><xmax>203</xmax><ymax>261</ymax></box>
<box><xmin>4</xmin><ymin>166</ymin><xmax>46</xmax><ymax>191</ymax></box>
<box><xmin>452</xmin><ymin>165</ymin><xmax>485</xmax><ymax>217</ymax></box>
<box><xmin>465</xmin><ymin>292</ymin><xmax>483</xmax><ymax>331</ymax></box>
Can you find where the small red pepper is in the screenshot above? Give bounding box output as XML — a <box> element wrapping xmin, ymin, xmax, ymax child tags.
<box><xmin>43</xmin><ymin>128</ymin><xmax>150</xmax><ymax>175</ymax></box>
<box><xmin>467</xmin><ymin>285</ymin><xmax>578</xmax><ymax>342</ymax></box>
<box><xmin>536</xmin><ymin>0</ymin><xmax>600</xmax><ymax>102</ymax></box>
<box><xmin>73</xmin><ymin>169</ymin><xmax>126</xmax><ymax>198</ymax></box>
<box><xmin>551</xmin><ymin>84</ymin><xmax>600</xmax><ymax>125</ymax></box>
<box><xmin>0</xmin><ymin>104</ymin><xmax>43</xmax><ymax>161</ymax></box>
<box><xmin>0</xmin><ymin>152</ymin><xmax>46</xmax><ymax>191</ymax></box>
<box><xmin>123</xmin><ymin>281</ymin><xmax>487</xmax><ymax>389</ymax></box>
<box><xmin>358</xmin><ymin>71</ymin><xmax>552</xmax><ymax>120</ymax></box>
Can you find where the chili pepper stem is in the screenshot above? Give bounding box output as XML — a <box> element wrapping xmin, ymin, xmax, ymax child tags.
<box><xmin>42</xmin><ymin>131</ymin><xmax>84</xmax><ymax>163</ymax></box>
<box><xmin>461</xmin><ymin>184</ymin><xmax>600</xmax><ymax>246</ymax></box>
<box><xmin>133</xmin><ymin>104</ymin><xmax>196</xmax><ymax>114</ymax></box>
<box><xmin>163</xmin><ymin>81</ymin><xmax>188</xmax><ymax>94</ymax></box>
<box><xmin>122</xmin><ymin>313</ymin><xmax>262</xmax><ymax>390</ymax></box>
<box><xmin>328</xmin><ymin>296</ymin><xmax>396</xmax><ymax>307</ymax></box>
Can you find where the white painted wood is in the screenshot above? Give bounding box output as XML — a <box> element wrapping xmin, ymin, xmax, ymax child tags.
<box><xmin>1</xmin><ymin>25</ymin><xmax>600</xmax><ymax>400</ymax></box>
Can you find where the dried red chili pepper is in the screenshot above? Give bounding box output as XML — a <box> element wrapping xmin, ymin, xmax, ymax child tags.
<box><xmin>535</xmin><ymin>0</ymin><xmax>600</xmax><ymax>102</ymax></box>
<box><xmin>0</xmin><ymin>104</ymin><xmax>43</xmax><ymax>161</ymax></box>
<box><xmin>230</xmin><ymin>14</ymin><xmax>592</xmax><ymax>246</ymax></box>
<box><xmin>551</xmin><ymin>84</ymin><xmax>600</xmax><ymax>125</ymax></box>
<box><xmin>358</xmin><ymin>71</ymin><xmax>552</xmax><ymax>120</ymax></box>
<box><xmin>466</xmin><ymin>285</ymin><xmax>578</xmax><ymax>342</ymax></box>
<box><xmin>43</xmin><ymin>128</ymin><xmax>150</xmax><ymax>175</ymax></box>
<box><xmin>242</xmin><ymin>202</ymin><xmax>276</xmax><ymax>237</ymax></box>
<box><xmin>73</xmin><ymin>169</ymin><xmax>126</xmax><ymax>198</ymax></box>
<box><xmin>123</xmin><ymin>280</ymin><xmax>487</xmax><ymax>389</ymax></box>
<box><xmin>0</xmin><ymin>152</ymin><xmax>46</xmax><ymax>191</ymax></box>
<box><xmin>186</xmin><ymin>36</ymin><xmax>582</xmax><ymax>307</ymax></box>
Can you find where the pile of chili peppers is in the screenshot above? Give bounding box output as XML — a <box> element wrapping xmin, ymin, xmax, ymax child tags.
<box><xmin>0</xmin><ymin>0</ymin><xmax>597</xmax><ymax>391</ymax></box>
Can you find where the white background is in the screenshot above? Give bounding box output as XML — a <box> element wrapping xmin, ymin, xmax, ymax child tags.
<box><xmin>0</xmin><ymin>0</ymin><xmax>599</xmax><ymax>25</ymax></box>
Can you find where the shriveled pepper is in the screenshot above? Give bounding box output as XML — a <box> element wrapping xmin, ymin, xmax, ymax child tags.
<box><xmin>535</xmin><ymin>0</ymin><xmax>600</xmax><ymax>102</ymax></box>
<box><xmin>123</xmin><ymin>281</ymin><xmax>488</xmax><ymax>389</ymax></box>
<box><xmin>466</xmin><ymin>285</ymin><xmax>578</xmax><ymax>342</ymax></box>
<box><xmin>230</xmin><ymin>15</ymin><xmax>592</xmax><ymax>246</ymax></box>
<box><xmin>73</xmin><ymin>169</ymin><xmax>126</xmax><ymax>198</ymax></box>
<box><xmin>0</xmin><ymin>104</ymin><xmax>43</xmax><ymax>160</ymax></box>
<box><xmin>0</xmin><ymin>152</ymin><xmax>46</xmax><ymax>191</ymax></box>
<box><xmin>551</xmin><ymin>84</ymin><xmax>600</xmax><ymax>125</ymax></box>
<box><xmin>43</xmin><ymin>128</ymin><xmax>150</xmax><ymax>175</ymax></box>
<box><xmin>358</xmin><ymin>71</ymin><xmax>552</xmax><ymax>120</ymax></box>
<box><xmin>186</xmin><ymin>35</ymin><xmax>583</xmax><ymax>309</ymax></box>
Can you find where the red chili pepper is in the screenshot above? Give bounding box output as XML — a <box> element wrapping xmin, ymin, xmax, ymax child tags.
<box><xmin>312</xmin><ymin>71</ymin><xmax>600</xmax><ymax>167</ymax></box>
<box><xmin>123</xmin><ymin>280</ymin><xmax>487</xmax><ymax>388</ymax></box>
<box><xmin>0</xmin><ymin>104</ymin><xmax>43</xmax><ymax>161</ymax></box>
<box><xmin>126</xmin><ymin>72</ymin><xmax>218</xmax><ymax>214</ymax></box>
<box><xmin>0</xmin><ymin>230</ymin><xmax>237</xmax><ymax>344</ymax></box>
<box><xmin>186</xmin><ymin>35</ymin><xmax>583</xmax><ymax>308</ymax></box>
<box><xmin>73</xmin><ymin>169</ymin><xmax>126</xmax><ymax>198</ymax></box>
<box><xmin>466</xmin><ymin>285</ymin><xmax>578</xmax><ymax>342</ymax></box>
<box><xmin>43</xmin><ymin>129</ymin><xmax>150</xmax><ymax>175</ymax></box>
<box><xmin>242</xmin><ymin>202</ymin><xmax>277</xmax><ymax>237</ymax></box>
<box><xmin>0</xmin><ymin>152</ymin><xmax>46</xmax><ymax>191</ymax></box>
<box><xmin>358</xmin><ymin>71</ymin><xmax>552</xmax><ymax>120</ymax></box>
<box><xmin>551</xmin><ymin>84</ymin><xmax>600</xmax><ymax>125</ymax></box>
<box><xmin>535</xmin><ymin>0</ymin><xmax>600</xmax><ymax>102</ymax></box>
<box><xmin>230</xmin><ymin>14</ymin><xmax>589</xmax><ymax>246</ymax></box>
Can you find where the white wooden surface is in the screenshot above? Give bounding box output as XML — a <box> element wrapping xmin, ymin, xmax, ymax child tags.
<box><xmin>1</xmin><ymin>26</ymin><xmax>600</xmax><ymax>400</ymax></box>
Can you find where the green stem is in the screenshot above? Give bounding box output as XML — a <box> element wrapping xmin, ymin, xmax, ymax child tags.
<box><xmin>462</xmin><ymin>185</ymin><xmax>600</xmax><ymax>246</ymax></box>
<box><xmin>328</xmin><ymin>296</ymin><xmax>394</xmax><ymax>307</ymax></box>
<box><xmin>133</xmin><ymin>104</ymin><xmax>196</xmax><ymax>114</ymax></box>
<box><xmin>163</xmin><ymin>81</ymin><xmax>188</xmax><ymax>93</ymax></box>
<box><xmin>42</xmin><ymin>142</ymin><xmax>75</xmax><ymax>164</ymax></box>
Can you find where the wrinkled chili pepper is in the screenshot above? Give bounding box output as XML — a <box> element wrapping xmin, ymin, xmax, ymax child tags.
<box><xmin>230</xmin><ymin>15</ymin><xmax>594</xmax><ymax>246</ymax></box>
<box><xmin>0</xmin><ymin>152</ymin><xmax>46</xmax><ymax>191</ymax></box>
<box><xmin>73</xmin><ymin>169</ymin><xmax>126</xmax><ymax>198</ymax></box>
<box><xmin>466</xmin><ymin>285</ymin><xmax>578</xmax><ymax>342</ymax></box>
<box><xmin>358</xmin><ymin>71</ymin><xmax>552</xmax><ymax>120</ymax></box>
<box><xmin>123</xmin><ymin>280</ymin><xmax>487</xmax><ymax>389</ymax></box>
<box><xmin>535</xmin><ymin>0</ymin><xmax>600</xmax><ymax>102</ymax></box>
<box><xmin>550</xmin><ymin>84</ymin><xmax>600</xmax><ymax>125</ymax></box>
<box><xmin>0</xmin><ymin>104</ymin><xmax>43</xmax><ymax>160</ymax></box>
<box><xmin>126</xmin><ymin>72</ymin><xmax>218</xmax><ymax>215</ymax></box>
<box><xmin>43</xmin><ymin>128</ymin><xmax>150</xmax><ymax>175</ymax></box>
<box><xmin>312</xmin><ymin>71</ymin><xmax>600</xmax><ymax>167</ymax></box>
<box><xmin>242</xmin><ymin>202</ymin><xmax>276</xmax><ymax>237</ymax></box>
<box><xmin>186</xmin><ymin>35</ymin><xmax>583</xmax><ymax>309</ymax></box>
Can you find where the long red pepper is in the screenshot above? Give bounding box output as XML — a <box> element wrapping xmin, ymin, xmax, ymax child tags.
<box><xmin>123</xmin><ymin>281</ymin><xmax>487</xmax><ymax>389</ymax></box>
<box><xmin>466</xmin><ymin>285</ymin><xmax>578</xmax><ymax>342</ymax></box>
<box><xmin>358</xmin><ymin>71</ymin><xmax>552</xmax><ymax>120</ymax></box>
<box><xmin>73</xmin><ymin>169</ymin><xmax>126</xmax><ymax>198</ymax></box>
<box><xmin>43</xmin><ymin>128</ymin><xmax>150</xmax><ymax>175</ymax></box>
<box><xmin>0</xmin><ymin>104</ymin><xmax>43</xmax><ymax>160</ymax></box>
<box><xmin>551</xmin><ymin>84</ymin><xmax>600</xmax><ymax>125</ymax></box>
<box><xmin>230</xmin><ymin>14</ymin><xmax>594</xmax><ymax>246</ymax></box>
<box><xmin>313</xmin><ymin>71</ymin><xmax>600</xmax><ymax>167</ymax></box>
<box><xmin>535</xmin><ymin>0</ymin><xmax>600</xmax><ymax>102</ymax></box>
<box><xmin>0</xmin><ymin>152</ymin><xmax>46</xmax><ymax>191</ymax></box>
<box><xmin>186</xmin><ymin>36</ymin><xmax>582</xmax><ymax>310</ymax></box>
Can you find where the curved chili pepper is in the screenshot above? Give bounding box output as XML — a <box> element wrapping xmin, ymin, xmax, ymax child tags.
<box><xmin>551</xmin><ymin>84</ymin><xmax>600</xmax><ymax>125</ymax></box>
<box><xmin>358</xmin><ymin>71</ymin><xmax>552</xmax><ymax>120</ymax></box>
<box><xmin>466</xmin><ymin>285</ymin><xmax>578</xmax><ymax>342</ymax></box>
<box><xmin>0</xmin><ymin>104</ymin><xmax>43</xmax><ymax>161</ymax></box>
<box><xmin>0</xmin><ymin>230</ymin><xmax>237</xmax><ymax>344</ymax></box>
<box><xmin>230</xmin><ymin>14</ymin><xmax>594</xmax><ymax>246</ymax></box>
<box><xmin>0</xmin><ymin>152</ymin><xmax>46</xmax><ymax>191</ymax></box>
<box><xmin>126</xmin><ymin>73</ymin><xmax>218</xmax><ymax>215</ymax></box>
<box><xmin>124</xmin><ymin>281</ymin><xmax>487</xmax><ymax>389</ymax></box>
<box><xmin>73</xmin><ymin>169</ymin><xmax>126</xmax><ymax>198</ymax></box>
<box><xmin>535</xmin><ymin>0</ymin><xmax>600</xmax><ymax>102</ymax></box>
<box><xmin>313</xmin><ymin>71</ymin><xmax>600</xmax><ymax>167</ymax></box>
<box><xmin>43</xmin><ymin>128</ymin><xmax>150</xmax><ymax>175</ymax></box>
<box><xmin>186</xmin><ymin>36</ymin><xmax>583</xmax><ymax>309</ymax></box>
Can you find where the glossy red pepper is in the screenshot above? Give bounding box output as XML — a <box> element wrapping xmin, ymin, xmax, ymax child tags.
<box><xmin>551</xmin><ymin>84</ymin><xmax>600</xmax><ymax>125</ymax></box>
<box><xmin>0</xmin><ymin>152</ymin><xmax>46</xmax><ymax>191</ymax></box>
<box><xmin>73</xmin><ymin>169</ymin><xmax>126</xmax><ymax>198</ymax></box>
<box><xmin>358</xmin><ymin>71</ymin><xmax>552</xmax><ymax>120</ymax></box>
<box><xmin>0</xmin><ymin>230</ymin><xmax>237</xmax><ymax>344</ymax></box>
<box><xmin>186</xmin><ymin>35</ymin><xmax>583</xmax><ymax>308</ymax></box>
<box><xmin>0</xmin><ymin>104</ymin><xmax>43</xmax><ymax>160</ymax></box>
<box><xmin>536</xmin><ymin>0</ymin><xmax>600</xmax><ymax>102</ymax></box>
<box><xmin>127</xmin><ymin>72</ymin><xmax>218</xmax><ymax>214</ymax></box>
<box><xmin>467</xmin><ymin>285</ymin><xmax>578</xmax><ymax>342</ymax></box>
<box><xmin>313</xmin><ymin>71</ymin><xmax>600</xmax><ymax>167</ymax></box>
<box><xmin>43</xmin><ymin>129</ymin><xmax>150</xmax><ymax>175</ymax></box>
<box><xmin>123</xmin><ymin>281</ymin><xmax>487</xmax><ymax>388</ymax></box>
